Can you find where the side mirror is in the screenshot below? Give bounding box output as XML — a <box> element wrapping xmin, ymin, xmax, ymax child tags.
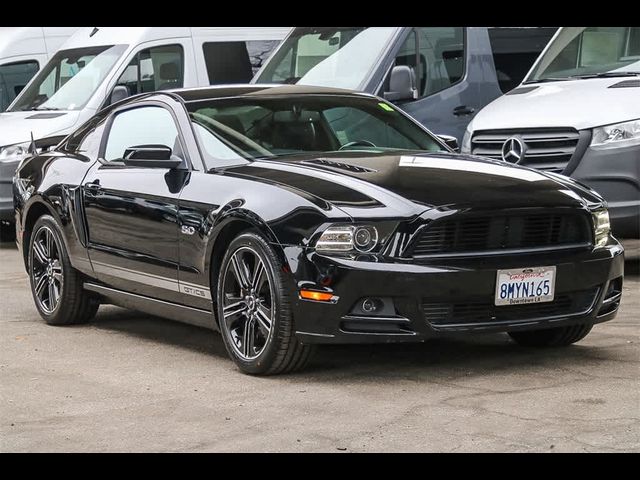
<box><xmin>384</xmin><ymin>65</ymin><xmax>418</xmax><ymax>102</ymax></box>
<box><xmin>109</xmin><ymin>85</ymin><xmax>130</xmax><ymax>105</ymax></box>
<box><xmin>123</xmin><ymin>144</ymin><xmax>183</xmax><ymax>169</ymax></box>
<box><xmin>437</xmin><ymin>134</ymin><xmax>460</xmax><ymax>152</ymax></box>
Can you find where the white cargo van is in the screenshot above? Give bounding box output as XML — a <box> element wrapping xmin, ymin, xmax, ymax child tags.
<box><xmin>0</xmin><ymin>26</ymin><xmax>290</xmax><ymax>225</ymax></box>
<box><xmin>462</xmin><ymin>27</ymin><xmax>640</xmax><ymax>238</ymax></box>
<box><xmin>0</xmin><ymin>27</ymin><xmax>79</xmax><ymax>111</ymax></box>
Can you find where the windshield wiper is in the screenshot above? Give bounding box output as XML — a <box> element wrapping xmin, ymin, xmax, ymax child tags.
<box><xmin>523</xmin><ymin>77</ymin><xmax>572</xmax><ymax>84</ymax></box>
<box><xmin>569</xmin><ymin>71</ymin><xmax>640</xmax><ymax>80</ymax></box>
<box><xmin>33</xmin><ymin>106</ymin><xmax>62</xmax><ymax>111</ymax></box>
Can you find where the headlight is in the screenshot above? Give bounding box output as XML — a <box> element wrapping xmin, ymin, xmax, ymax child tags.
<box><xmin>461</xmin><ymin>126</ymin><xmax>472</xmax><ymax>154</ymax></box>
<box><xmin>315</xmin><ymin>225</ymin><xmax>379</xmax><ymax>253</ymax></box>
<box><xmin>591</xmin><ymin>119</ymin><xmax>640</xmax><ymax>150</ymax></box>
<box><xmin>592</xmin><ymin>209</ymin><xmax>610</xmax><ymax>247</ymax></box>
<box><xmin>0</xmin><ymin>141</ymin><xmax>31</xmax><ymax>164</ymax></box>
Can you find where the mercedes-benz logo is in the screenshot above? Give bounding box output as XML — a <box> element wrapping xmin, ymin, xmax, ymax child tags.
<box><xmin>501</xmin><ymin>136</ymin><xmax>525</xmax><ymax>163</ymax></box>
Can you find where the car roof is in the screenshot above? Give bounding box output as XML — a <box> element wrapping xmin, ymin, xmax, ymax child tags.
<box><xmin>167</xmin><ymin>84</ymin><xmax>377</xmax><ymax>103</ymax></box>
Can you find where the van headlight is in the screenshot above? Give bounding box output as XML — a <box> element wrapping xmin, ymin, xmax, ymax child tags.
<box><xmin>315</xmin><ymin>225</ymin><xmax>379</xmax><ymax>253</ymax></box>
<box><xmin>592</xmin><ymin>209</ymin><xmax>611</xmax><ymax>247</ymax></box>
<box><xmin>591</xmin><ymin>119</ymin><xmax>640</xmax><ymax>150</ymax></box>
<box><xmin>461</xmin><ymin>126</ymin><xmax>472</xmax><ymax>154</ymax></box>
<box><xmin>0</xmin><ymin>142</ymin><xmax>32</xmax><ymax>165</ymax></box>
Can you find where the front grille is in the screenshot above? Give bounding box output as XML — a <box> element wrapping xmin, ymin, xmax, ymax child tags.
<box><xmin>410</xmin><ymin>211</ymin><xmax>591</xmax><ymax>257</ymax></box>
<box><xmin>422</xmin><ymin>288</ymin><xmax>599</xmax><ymax>327</ymax></box>
<box><xmin>471</xmin><ymin>128</ymin><xmax>580</xmax><ymax>173</ymax></box>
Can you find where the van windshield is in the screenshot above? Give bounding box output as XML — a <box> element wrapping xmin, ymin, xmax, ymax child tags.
<box><xmin>9</xmin><ymin>44</ymin><xmax>127</xmax><ymax>112</ymax></box>
<box><xmin>527</xmin><ymin>27</ymin><xmax>640</xmax><ymax>82</ymax></box>
<box><xmin>254</xmin><ymin>27</ymin><xmax>398</xmax><ymax>90</ymax></box>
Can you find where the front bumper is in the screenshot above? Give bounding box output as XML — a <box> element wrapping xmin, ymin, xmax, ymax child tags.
<box><xmin>288</xmin><ymin>242</ymin><xmax>624</xmax><ymax>344</ymax></box>
<box><xmin>568</xmin><ymin>143</ymin><xmax>640</xmax><ymax>239</ymax></box>
<box><xmin>0</xmin><ymin>161</ymin><xmax>19</xmax><ymax>222</ymax></box>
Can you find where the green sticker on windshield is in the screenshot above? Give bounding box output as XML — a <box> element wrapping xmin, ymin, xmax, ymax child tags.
<box><xmin>378</xmin><ymin>102</ymin><xmax>395</xmax><ymax>112</ymax></box>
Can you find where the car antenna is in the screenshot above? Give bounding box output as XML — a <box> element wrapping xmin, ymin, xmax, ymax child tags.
<box><xmin>90</xmin><ymin>27</ymin><xmax>99</xmax><ymax>37</ymax></box>
<box><xmin>29</xmin><ymin>132</ymin><xmax>37</xmax><ymax>155</ymax></box>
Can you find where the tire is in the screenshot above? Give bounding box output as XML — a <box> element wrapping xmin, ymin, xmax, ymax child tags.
<box><xmin>508</xmin><ymin>324</ymin><xmax>593</xmax><ymax>347</ymax></box>
<box><xmin>28</xmin><ymin>215</ymin><xmax>99</xmax><ymax>325</ymax></box>
<box><xmin>216</xmin><ymin>231</ymin><xmax>314</xmax><ymax>375</ymax></box>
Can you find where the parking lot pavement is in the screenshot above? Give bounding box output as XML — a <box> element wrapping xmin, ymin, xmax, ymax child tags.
<box><xmin>1</xmin><ymin>240</ymin><xmax>638</xmax><ymax>453</ymax></box>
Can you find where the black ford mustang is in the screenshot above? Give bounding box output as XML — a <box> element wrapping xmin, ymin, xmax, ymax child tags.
<box><xmin>13</xmin><ymin>85</ymin><xmax>624</xmax><ymax>375</ymax></box>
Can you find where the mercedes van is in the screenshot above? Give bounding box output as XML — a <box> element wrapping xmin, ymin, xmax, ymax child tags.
<box><xmin>462</xmin><ymin>27</ymin><xmax>640</xmax><ymax>238</ymax></box>
<box><xmin>0</xmin><ymin>27</ymin><xmax>79</xmax><ymax>111</ymax></box>
<box><xmin>0</xmin><ymin>26</ymin><xmax>290</xmax><ymax>228</ymax></box>
<box><xmin>253</xmin><ymin>27</ymin><xmax>557</xmax><ymax>144</ymax></box>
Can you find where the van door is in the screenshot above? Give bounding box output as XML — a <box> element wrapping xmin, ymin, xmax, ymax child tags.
<box><xmin>379</xmin><ymin>27</ymin><xmax>482</xmax><ymax>143</ymax></box>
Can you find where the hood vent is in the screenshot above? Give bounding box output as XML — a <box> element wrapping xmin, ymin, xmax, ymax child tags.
<box><xmin>506</xmin><ymin>86</ymin><xmax>540</xmax><ymax>95</ymax></box>
<box><xmin>609</xmin><ymin>79</ymin><xmax>640</xmax><ymax>88</ymax></box>
<box><xmin>303</xmin><ymin>158</ymin><xmax>376</xmax><ymax>173</ymax></box>
<box><xmin>25</xmin><ymin>113</ymin><xmax>67</xmax><ymax>119</ymax></box>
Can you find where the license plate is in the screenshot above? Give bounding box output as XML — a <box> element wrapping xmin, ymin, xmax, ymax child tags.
<box><xmin>495</xmin><ymin>266</ymin><xmax>556</xmax><ymax>306</ymax></box>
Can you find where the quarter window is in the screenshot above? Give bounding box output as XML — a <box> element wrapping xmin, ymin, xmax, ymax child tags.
<box><xmin>394</xmin><ymin>27</ymin><xmax>465</xmax><ymax>98</ymax></box>
<box><xmin>114</xmin><ymin>45</ymin><xmax>184</xmax><ymax>98</ymax></box>
<box><xmin>0</xmin><ymin>60</ymin><xmax>39</xmax><ymax>111</ymax></box>
<box><xmin>104</xmin><ymin>106</ymin><xmax>180</xmax><ymax>162</ymax></box>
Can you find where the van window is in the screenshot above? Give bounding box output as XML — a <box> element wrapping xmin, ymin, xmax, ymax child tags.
<box><xmin>394</xmin><ymin>28</ymin><xmax>465</xmax><ymax>98</ymax></box>
<box><xmin>0</xmin><ymin>60</ymin><xmax>39</xmax><ymax>111</ymax></box>
<box><xmin>105</xmin><ymin>106</ymin><xmax>180</xmax><ymax>162</ymax></box>
<box><xmin>114</xmin><ymin>45</ymin><xmax>184</xmax><ymax>98</ymax></box>
<box><xmin>203</xmin><ymin>40</ymin><xmax>281</xmax><ymax>84</ymax></box>
<box><xmin>9</xmin><ymin>45</ymin><xmax>126</xmax><ymax>112</ymax></box>
<box><xmin>488</xmin><ymin>27</ymin><xmax>558</xmax><ymax>93</ymax></box>
<box><xmin>528</xmin><ymin>27</ymin><xmax>640</xmax><ymax>82</ymax></box>
<box><xmin>255</xmin><ymin>27</ymin><xmax>398</xmax><ymax>90</ymax></box>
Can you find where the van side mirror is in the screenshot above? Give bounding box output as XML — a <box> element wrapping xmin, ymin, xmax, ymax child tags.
<box><xmin>384</xmin><ymin>65</ymin><xmax>418</xmax><ymax>102</ymax></box>
<box><xmin>122</xmin><ymin>144</ymin><xmax>183</xmax><ymax>169</ymax></box>
<box><xmin>437</xmin><ymin>134</ymin><xmax>460</xmax><ymax>152</ymax></box>
<box><xmin>109</xmin><ymin>85</ymin><xmax>130</xmax><ymax>105</ymax></box>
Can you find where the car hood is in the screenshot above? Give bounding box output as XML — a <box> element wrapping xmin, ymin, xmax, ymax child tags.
<box><xmin>470</xmin><ymin>77</ymin><xmax>640</xmax><ymax>131</ymax></box>
<box><xmin>227</xmin><ymin>152</ymin><xmax>601</xmax><ymax>218</ymax></box>
<box><xmin>0</xmin><ymin>110</ymin><xmax>80</xmax><ymax>148</ymax></box>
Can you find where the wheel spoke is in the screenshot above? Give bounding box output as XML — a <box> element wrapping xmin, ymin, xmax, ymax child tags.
<box><xmin>51</xmin><ymin>282</ymin><xmax>60</xmax><ymax>307</ymax></box>
<box><xmin>231</xmin><ymin>253</ymin><xmax>251</xmax><ymax>289</ymax></box>
<box><xmin>255</xmin><ymin>304</ymin><xmax>272</xmax><ymax>335</ymax></box>
<box><xmin>52</xmin><ymin>262</ymin><xmax>63</xmax><ymax>283</ymax></box>
<box><xmin>223</xmin><ymin>300</ymin><xmax>247</xmax><ymax>326</ymax></box>
<box><xmin>34</xmin><ymin>274</ymin><xmax>48</xmax><ymax>298</ymax></box>
<box><xmin>33</xmin><ymin>240</ymin><xmax>48</xmax><ymax>265</ymax></box>
<box><xmin>252</xmin><ymin>260</ymin><xmax>265</xmax><ymax>291</ymax></box>
<box><xmin>47</xmin><ymin>282</ymin><xmax>55</xmax><ymax>310</ymax></box>
<box><xmin>242</xmin><ymin>318</ymin><xmax>256</xmax><ymax>357</ymax></box>
<box><xmin>44</xmin><ymin>229</ymin><xmax>53</xmax><ymax>257</ymax></box>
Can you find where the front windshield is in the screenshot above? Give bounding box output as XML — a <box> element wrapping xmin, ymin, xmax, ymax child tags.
<box><xmin>254</xmin><ymin>27</ymin><xmax>398</xmax><ymax>90</ymax></box>
<box><xmin>528</xmin><ymin>27</ymin><xmax>640</xmax><ymax>82</ymax></box>
<box><xmin>9</xmin><ymin>44</ymin><xmax>127</xmax><ymax>112</ymax></box>
<box><xmin>186</xmin><ymin>95</ymin><xmax>444</xmax><ymax>166</ymax></box>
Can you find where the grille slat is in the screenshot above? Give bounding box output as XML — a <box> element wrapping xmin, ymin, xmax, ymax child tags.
<box><xmin>410</xmin><ymin>212</ymin><xmax>590</xmax><ymax>257</ymax></box>
<box><xmin>471</xmin><ymin>128</ymin><xmax>579</xmax><ymax>172</ymax></box>
<box><xmin>423</xmin><ymin>288</ymin><xmax>599</xmax><ymax>326</ymax></box>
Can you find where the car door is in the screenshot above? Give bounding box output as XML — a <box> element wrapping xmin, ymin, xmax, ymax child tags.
<box><xmin>82</xmin><ymin>101</ymin><xmax>190</xmax><ymax>304</ymax></box>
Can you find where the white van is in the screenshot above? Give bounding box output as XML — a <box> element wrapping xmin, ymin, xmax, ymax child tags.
<box><xmin>0</xmin><ymin>26</ymin><xmax>290</xmax><ymax>225</ymax></box>
<box><xmin>0</xmin><ymin>27</ymin><xmax>79</xmax><ymax>111</ymax></box>
<box><xmin>462</xmin><ymin>27</ymin><xmax>640</xmax><ymax>238</ymax></box>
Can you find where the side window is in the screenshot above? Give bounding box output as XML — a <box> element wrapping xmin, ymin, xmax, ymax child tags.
<box><xmin>114</xmin><ymin>45</ymin><xmax>183</xmax><ymax>97</ymax></box>
<box><xmin>63</xmin><ymin>118</ymin><xmax>106</xmax><ymax>158</ymax></box>
<box><xmin>415</xmin><ymin>27</ymin><xmax>465</xmax><ymax>97</ymax></box>
<box><xmin>0</xmin><ymin>60</ymin><xmax>39</xmax><ymax>111</ymax></box>
<box><xmin>104</xmin><ymin>106</ymin><xmax>180</xmax><ymax>161</ymax></box>
<box><xmin>202</xmin><ymin>40</ymin><xmax>280</xmax><ymax>84</ymax></box>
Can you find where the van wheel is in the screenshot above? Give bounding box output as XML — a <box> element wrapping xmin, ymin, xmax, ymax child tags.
<box><xmin>508</xmin><ymin>324</ymin><xmax>593</xmax><ymax>347</ymax></box>
<box><xmin>28</xmin><ymin>215</ymin><xmax>99</xmax><ymax>325</ymax></box>
<box><xmin>216</xmin><ymin>231</ymin><xmax>314</xmax><ymax>375</ymax></box>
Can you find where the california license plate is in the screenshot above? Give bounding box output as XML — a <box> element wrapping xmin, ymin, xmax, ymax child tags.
<box><xmin>495</xmin><ymin>266</ymin><xmax>556</xmax><ymax>306</ymax></box>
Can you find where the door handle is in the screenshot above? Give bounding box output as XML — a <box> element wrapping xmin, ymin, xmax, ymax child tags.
<box><xmin>84</xmin><ymin>180</ymin><xmax>102</xmax><ymax>195</ymax></box>
<box><xmin>453</xmin><ymin>105</ymin><xmax>475</xmax><ymax>116</ymax></box>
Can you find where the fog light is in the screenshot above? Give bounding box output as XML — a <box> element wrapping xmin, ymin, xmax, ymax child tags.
<box><xmin>361</xmin><ymin>297</ymin><xmax>384</xmax><ymax>313</ymax></box>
